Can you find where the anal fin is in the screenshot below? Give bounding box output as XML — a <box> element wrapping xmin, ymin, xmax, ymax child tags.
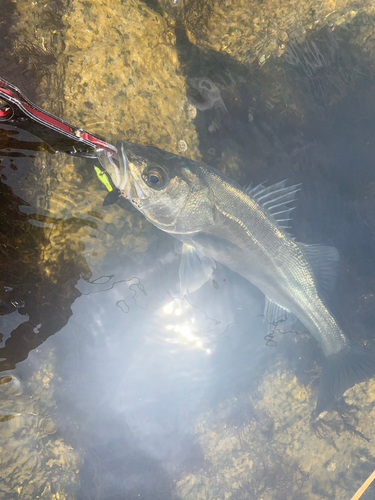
<box><xmin>264</xmin><ymin>297</ymin><xmax>297</xmax><ymax>335</ymax></box>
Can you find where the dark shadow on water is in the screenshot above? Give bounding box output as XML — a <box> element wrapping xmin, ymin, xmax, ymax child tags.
<box><xmin>78</xmin><ymin>419</ymin><xmax>174</xmax><ymax>500</ymax></box>
<box><xmin>0</xmin><ymin>142</ymin><xmax>93</xmax><ymax>371</ymax></box>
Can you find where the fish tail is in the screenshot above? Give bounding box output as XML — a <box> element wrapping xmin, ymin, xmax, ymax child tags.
<box><xmin>316</xmin><ymin>343</ymin><xmax>375</xmax><ymax>415</ymax></box>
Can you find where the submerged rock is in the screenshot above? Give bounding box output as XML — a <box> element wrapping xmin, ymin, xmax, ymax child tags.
<box><xmin>175</xmin><ymin>361</ymin><xmax>375</xmax><ymax>500</ymax></box>
<box><xmin>179</xmin><ymin>0</ymin><xmax>374</xmax><ymax>67</ymax></box>
<box><xmin>0</xmin><ymin>348</ymin><xmax>82</xmax><ymax>500</ymax></box>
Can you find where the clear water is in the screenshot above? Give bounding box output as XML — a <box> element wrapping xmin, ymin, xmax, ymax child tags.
<box><xmin>1</xmin><ymin>1</ymin><xmax>375</xmax><ymax>499</ymax></box>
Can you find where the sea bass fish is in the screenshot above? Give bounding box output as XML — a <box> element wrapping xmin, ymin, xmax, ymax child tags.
<box><xmin>98</xmin><ymin>140</ymin><xmax>375</xmax><ymax>414</ymax></box>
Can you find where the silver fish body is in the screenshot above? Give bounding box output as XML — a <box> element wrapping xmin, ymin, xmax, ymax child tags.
<box><xmin>174</xmin><ymin>166</ymin><xmax>347</xmax><ymax>358</ymax></box>
<box><xmin>98</xmin><ymin>140</ymin><xmax>375</xmax><ymax>413</ymax></box>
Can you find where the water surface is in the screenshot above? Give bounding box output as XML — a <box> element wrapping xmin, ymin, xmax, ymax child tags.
<box><xmin>2</xmin><ymin>1</ymin><xmax>375</xmax><ymax>499</ymax></box>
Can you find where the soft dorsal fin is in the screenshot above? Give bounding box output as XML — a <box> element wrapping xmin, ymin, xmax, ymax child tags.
<box><xmin>300</xmin><ymin>243</ymin><xmax>340</xmax><ymax>301</ymax></box>
<box><xmin>245</xmin><ymin>180</ymin><xmax>301</xmax><ymax>231</ymax></box>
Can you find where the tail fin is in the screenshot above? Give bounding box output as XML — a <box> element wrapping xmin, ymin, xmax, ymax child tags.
<box><xmin>316</xmin><ymin>344</ymin><xmax>375</xmax><ymax>415</ymax></box>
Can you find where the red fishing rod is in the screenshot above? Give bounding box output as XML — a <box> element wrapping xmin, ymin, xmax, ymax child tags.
<box><xmin>0</xmin><ymin>77</ymin><xmax>122</xmax><ymax>202</ymax></box>
<box><xmin>0</xmin><ymin>77</ymin><xmax>118</xmax><ymax>160</ymax></box>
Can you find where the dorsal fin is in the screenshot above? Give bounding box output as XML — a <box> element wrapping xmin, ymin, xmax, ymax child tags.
<box><xmin>300</xmin><ymin>243</ymin><xmax>340</xmax><ymax>301</ymax></box>
<box><xmin>245</xmin><ymin>180</ymin><xmax>301</xmax><ymax>231</ymax></box>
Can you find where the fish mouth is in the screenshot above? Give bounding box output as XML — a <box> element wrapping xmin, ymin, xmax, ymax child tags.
<box><xmin>117</xmin><ymin>142</ymin><xmax>146</xmax><ymax>202</ymax></box>
<box><xmin>97</xmin><ymin>144</ymin><xmax>146</xmax><ymax>203</ymax></box>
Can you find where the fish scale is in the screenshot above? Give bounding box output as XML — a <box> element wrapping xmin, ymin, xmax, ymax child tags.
<box><xmin>196</xmin><ymin>166</ymin><xmax>347</xmax><ymax>355</ymax></box>
<box><xmin>99</xmin><ymin>139</ymin><xmax>375</xmax><ymax>415</ymax></box>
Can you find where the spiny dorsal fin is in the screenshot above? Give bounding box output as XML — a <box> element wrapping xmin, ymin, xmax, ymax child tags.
<box><xmin>245</xmin><ymin>180</ymin><xmax>301</xmax><ymax>232</ymax></box>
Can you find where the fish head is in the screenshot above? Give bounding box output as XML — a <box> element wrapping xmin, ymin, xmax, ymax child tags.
<box><xmin>98</xmin><ymin>140</ymin><xmax>215</xmax><ymax>234</ymax></box>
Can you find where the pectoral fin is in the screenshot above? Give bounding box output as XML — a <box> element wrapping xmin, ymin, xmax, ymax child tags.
<box><xmin>179</xmin><ymin>244</ymin><xmax>216</xmax><ymax>295</ymax></box>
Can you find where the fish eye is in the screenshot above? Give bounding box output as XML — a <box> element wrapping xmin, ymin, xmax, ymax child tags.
<box><xmin>142</xmin><ymin>168</ymin><xmax>167</xmax><ymax>189</ymax></box>
<box><xmin>149</xmin><ymin>174</ymin><xmax>160</xmax><ymax>184</ymax></box>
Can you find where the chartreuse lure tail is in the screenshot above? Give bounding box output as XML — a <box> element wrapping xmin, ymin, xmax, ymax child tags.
<box><xmin>94</xmin><ymin>166</ymin><xmax>113</xmax><ymax>192</ymax></box>
<box><xmin>94</xmin><ymin>165</ymin><xmax>121</xmax><ymax>206</ymax></box>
